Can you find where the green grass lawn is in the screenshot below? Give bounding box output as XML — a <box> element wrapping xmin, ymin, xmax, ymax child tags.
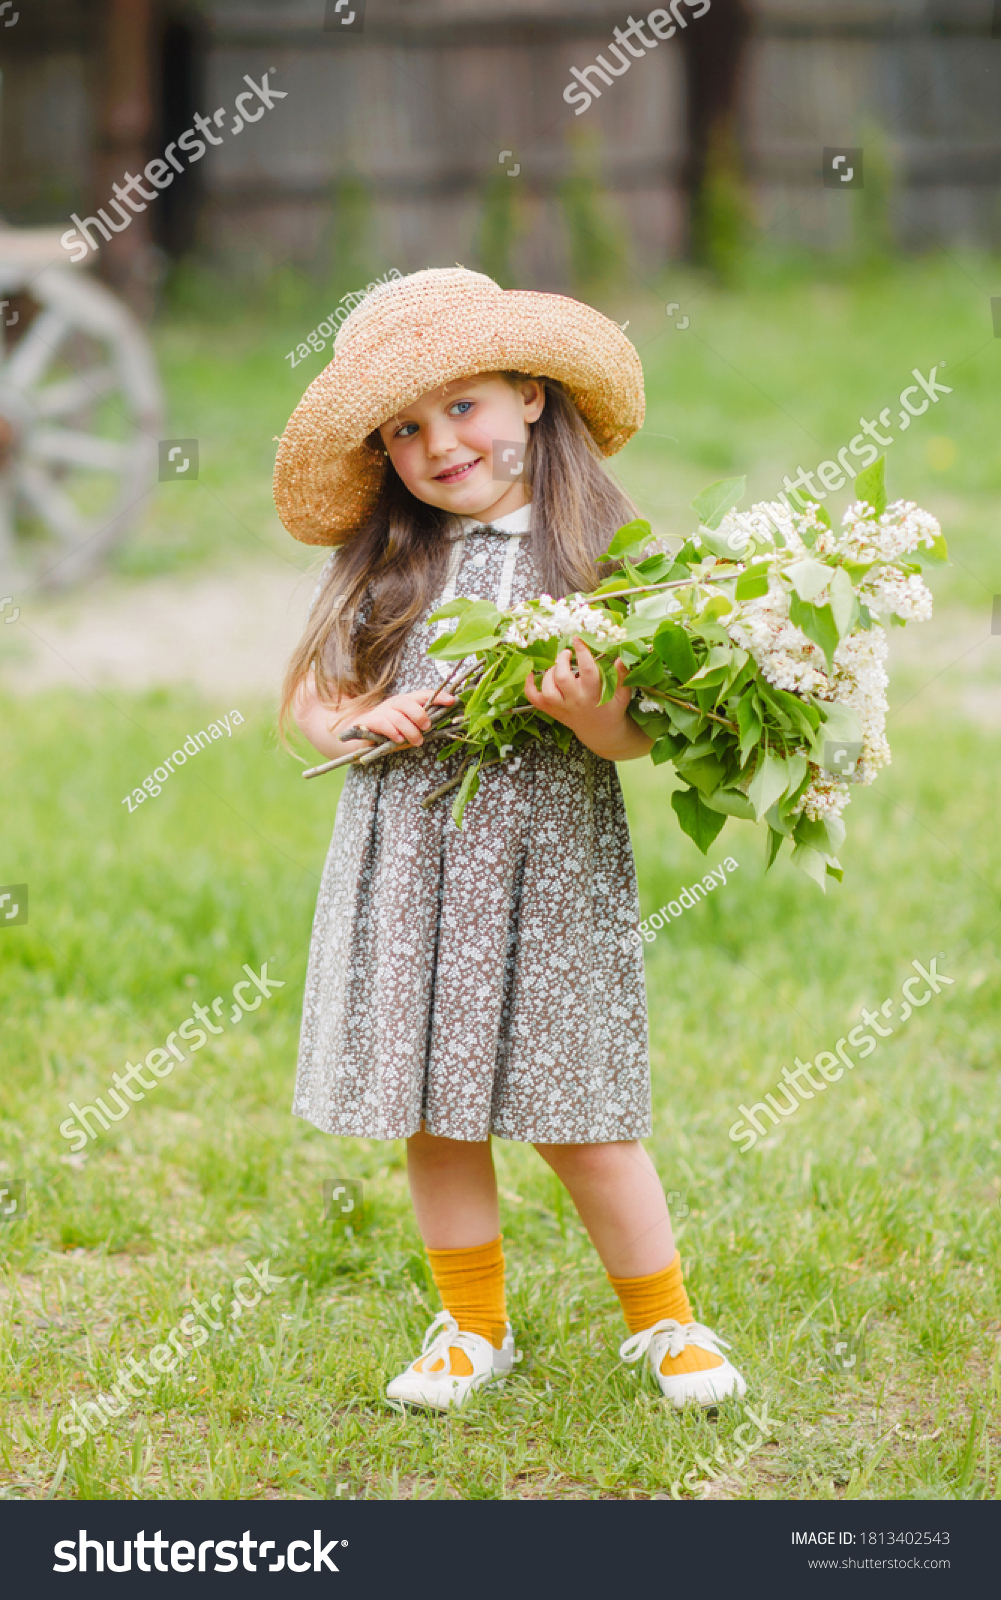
<box><xmin>1</xmin><ymin>255</ymin><xmax>1000</xmax><ymax>1500</ymax></box>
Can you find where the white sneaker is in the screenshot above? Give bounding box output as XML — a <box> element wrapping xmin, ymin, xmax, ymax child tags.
<box><xmin>386</xmin><ymin>1311</ymin><xmax>517</xmax><ymax>1412</ymax></box>
<box><xmin>619</xmin><ymin>1318</ymin><xmax>747</xmax><ymax>1410</ymax></box>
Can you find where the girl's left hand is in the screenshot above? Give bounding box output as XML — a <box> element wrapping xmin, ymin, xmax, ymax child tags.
<box><xmin>524</xmin><ymin>637</ymin><xmax>654</xmax><ymax>763</ymax></box>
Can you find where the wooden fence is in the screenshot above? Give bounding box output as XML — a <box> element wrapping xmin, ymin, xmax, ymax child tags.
<box><xmin>1</xmin><ymin>0</ymin><xmax>999</xmax><ymax>297</ymax></box>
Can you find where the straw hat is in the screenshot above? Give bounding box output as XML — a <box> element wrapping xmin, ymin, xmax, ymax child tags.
<box><xmin>273</xmin><ymin>267</ymin><xmax>645</xmax><ymax>545</ymax></box>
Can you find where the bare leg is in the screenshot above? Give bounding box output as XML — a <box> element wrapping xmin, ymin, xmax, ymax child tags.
<box><xmin>533</xmin><ymin>1140</ymin><xmax>675</xmax><ymax>1278</ymax></box>
<box><xmin>407</xmin><ymin>1127</ymin><xmax>500</xmax><ymax>1249</ymax></box>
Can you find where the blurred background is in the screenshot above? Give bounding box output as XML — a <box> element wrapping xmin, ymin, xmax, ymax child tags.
<box><xmin>1</xmin><ymin>0</ymin><xmax>1000</xmax><ymax>1502</ymax></box>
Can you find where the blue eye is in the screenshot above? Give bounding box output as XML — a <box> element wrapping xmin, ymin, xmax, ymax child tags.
<box><xmin>396</xmin><ymin>423</ymin><xmax>418</xmax><ymax>438</ymax></box>
<box><xmin>449</xmin><ymin>401</ymin><xmax>474</xmax><ymax>415</ymax></box>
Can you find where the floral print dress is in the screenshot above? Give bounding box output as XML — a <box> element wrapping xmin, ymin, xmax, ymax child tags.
<box><xmin>292</xmin><ymin>502</ymin><xmax>651</xmax><ymax>1144</ymax></box>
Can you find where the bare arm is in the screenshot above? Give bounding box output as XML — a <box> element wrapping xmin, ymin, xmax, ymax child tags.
<box><xmin>523</xmin><ymin>637</ymin><xmax>654</xmax><ymax>763</ymax></box>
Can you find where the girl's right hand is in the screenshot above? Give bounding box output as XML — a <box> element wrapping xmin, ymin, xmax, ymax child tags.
<box><xmin>334</xmin><ymin>687</ymin><xmax>456</xmax><ymax>748</ymax></box>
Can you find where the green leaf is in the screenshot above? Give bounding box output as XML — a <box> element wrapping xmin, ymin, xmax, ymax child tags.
<box><xmin>788</xmin><ymin>592</ymin><xmax>840</xmax><ymax>674</ymax></box>
<box><xmin>650</xmin><ymin>732</ymin><xmax>685</xmax><ymax>766</ymax></box>
<box><xmin>814</xmin><ymin>700</ymin><xmax>862</xmax><ymax>760</ymax></box>
<box><xmin>691</xmin><ymin>476</ymin><xmax>746</xmax><ymax>532</ymax></box>
<box><xmin>790</xmin><ymin>842</ymin><xmax>829</xmax><ymax>892</ymax></box>
<box><xmin>735</xmin><ymin>564</ymin><xmax>771</xmax><ymax>601</ymax></box>
<box><xmin>904</xmin><ymin>531</ymin><xmax>949</xmax><ymax>566</ymax></box>
<box><xmin>702</xmin><ymin>787</ymin><xmax>756</xmax><ymax>820</ymax></box>
<box><xmin>736</xmin><ymin>693</ymin><xmax>762</xmax><ymax>761</ymax></box>
<box><xmin>764</xmin><ymin>826</ymin><xmax>784</xmax><ymax>871</ymax></box>
<box><xmin>794</xmin><ymin>814</ymin><xmax>847</xmax><ymax>856</ymax></box>
<box><xmin>853</xmin><ymin>454</ymin><xmax>887</xmax><ymax>517</ymax></box>
<box><xmin>674</xmin><ymin>752</ymin><xmax>727</xmax><ymax>795</ymax></box>
<box><xmin>653</xmin><ymin>622</ymin><xmax>698</xmax><ymax>683</ymax></box>
<box><xmin>671</xmin><ymin>786</ymin><xmax>727</xmax><ymax>854</ymax></box>
<box><xmin>602</xmin><ymin>518</ymin><xmax>655</xmax><ymax>561</ymax></box>
<box><xmin>665</xmin><ymin>702</ymin><xmax>705</xmax><ymax>739</ymax></box>
<box><xmin>781</xmin><ymin>751</ymin><xmax>809</xmax><ymax>801</ymax></box>
<box><xmin>597</xmin><ymin>659</ymin><xmax>620</xmax><ymax>706</ymax></box>
<box><xmin>428</xmin><ymin>597</ymin><xmax>477</xmax><ymax>622</ymax></box>
<box><xmin>747</xmin><ymin>750</ymin><xmax>790</xmax><ymax>820</ymax></box>
<box><xmin>624</xmin><ymin>653</ymin><xmax>666</xmax><ymax>687</ymax></box>
<box><xmin>428</xmin><ymin>630</ymin><xmax>502</xmax><ymax>660</ymax></box>
<box><xmin>632</xmin><ymin>591</ymin><xmax>691</xmax><ymax>624</ymax></box>
<box><xmin>760</xmin><ymin>684</ymin><xmax>820</xmax><ymax>736</ymax></box>
<box><xmin>785</xmin><ymin>557</ymin><xmax>834</xmax><ymax>602</ymax></box>
<box><xmin>701</xmin><ymin>594</ymin><xmax>735</xmax><ymax>623</ymax></box>
<box><xmin>697</xmin><ymin>525</ymin><xmax>747</xmax><ymax>561</ymax></box>
<box><xmin>764</xmin><ymin>800</ymin><xmax>795</xmax><ymax>838</ymax></box>
<box><xmin>829</xmin><ymin>565</ymin><xmax>855</xmax><ymax>638</ymax></box>
<box><xmin>450</xmin><ymin>762</ymin><xmax>481</xmax><ymax>829</ymax></box>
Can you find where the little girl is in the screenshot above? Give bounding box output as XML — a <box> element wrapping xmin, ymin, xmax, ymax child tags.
<box><xmin>274</xmin><ymin>268</ymin><xmax>745</xmax><ymax>1413</ymax></box>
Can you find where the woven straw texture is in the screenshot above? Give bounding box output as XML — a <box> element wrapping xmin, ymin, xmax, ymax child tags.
<box><xmin>273</xmin><ymin>267</ymin><xmax>646</xmax><ymax>546</ymax></box>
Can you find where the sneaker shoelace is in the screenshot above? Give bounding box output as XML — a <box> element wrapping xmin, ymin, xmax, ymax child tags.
<box><xmin>412</xmin><ymin>1311</ymin><xmax>484</xmax><ymax>1376</ymax></box>
<box><xmin>618</xmin><ymin>1318</ymin><xmax>731</xmax><ymax>1366</ymax></box>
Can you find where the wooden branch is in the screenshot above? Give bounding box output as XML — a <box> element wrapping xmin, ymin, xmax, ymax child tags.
<box><xmin>421</xmin><ymin>755</ymin><xmax>473</xmax><ymax>807</ymax></box>
<box><xmin>660</xmin><ymin>693</ymin><xmax>738</xmax><ymax>732</ymax></box>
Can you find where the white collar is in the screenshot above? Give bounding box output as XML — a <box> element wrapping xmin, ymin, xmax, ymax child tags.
<box><xmin>455</xmin><ymin>501</ymin><xmax>532</xmax><ymax>535</ymax></box>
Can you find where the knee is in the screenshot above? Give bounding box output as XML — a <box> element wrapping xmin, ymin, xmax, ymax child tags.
<box><xmin>535</xmin><ymin>1139</ymin><xmax>638</xmax><ymax>1183</ymax></box>
<box><xmin>409</xmin><ymin>1129</ymin><xmax>490</xmax><ymax>1169</ymax></box>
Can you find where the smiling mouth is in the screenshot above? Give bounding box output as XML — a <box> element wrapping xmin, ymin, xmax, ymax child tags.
<box><xmin>433</xmin><ymin>458</ymin><xmax>482</xmax><ymax>483</ymax></box>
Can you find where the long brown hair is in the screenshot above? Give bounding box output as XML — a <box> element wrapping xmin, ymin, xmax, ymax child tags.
<box><xmin>279</xmin><ymin>375</ymin><xmax>637</xmax><ymax>736</ymax></box>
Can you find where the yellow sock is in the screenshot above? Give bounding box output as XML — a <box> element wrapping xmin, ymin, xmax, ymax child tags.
<box><xmin>608</xmin><ymin>1252</ymin><xmax>723</xmax><ymax>1377</ymax></box>
<box><xmin>420</xmin><ymin>1236</ymin><xmax>508</xmax><ymax>1377</ymax></box>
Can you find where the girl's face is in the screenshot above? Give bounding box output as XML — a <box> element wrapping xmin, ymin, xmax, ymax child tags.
<box><xmin>377</xmin><ymin>373</ymin><xmax>545</xmax><ymax>521</ymax></box>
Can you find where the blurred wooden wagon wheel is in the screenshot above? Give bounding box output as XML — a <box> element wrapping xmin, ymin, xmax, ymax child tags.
<box><xmin>0</xmin><ymin>226</ymin><xmax>164</xmax><ymax>588</ymax></box>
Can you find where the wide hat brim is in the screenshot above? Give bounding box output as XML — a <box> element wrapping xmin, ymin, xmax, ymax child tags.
<box><xmin>273</xmin><ymin>269</ymin><xmax>646</xmax><ymax>545</ymax></box>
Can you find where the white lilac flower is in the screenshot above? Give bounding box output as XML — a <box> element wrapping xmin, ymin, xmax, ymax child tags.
<box><xmin>800</xmin><ymin>776</ymin><xmax>853</xmax><ymax>822</ymax></box>
<box><xmin>637</xmin><ymin>697</ymin><xmax>663</xmax><ymax>713</ymax></box>
<box><xmin>829</xmin><ymin>627</ymin><xmax>891</xmax><ymax>783</ymax></box>
<box><xmin>838</xmin><ymin>499</ymin><xmax>941</xmax><ymax>563</ymax></box>
<box><xmin>861</xmin><ymin>568</ymin><xmax>933</xmax><ymax>622</ymax></box>
<box><xmin>502</xmin><ymin>593</ymin><xmax>627</xmax><ymax>648</ymax></box>
<box><xmin>725</xmin><ymin>581</ymin><xmax>831</xmax><ymax>697</ymax></box>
